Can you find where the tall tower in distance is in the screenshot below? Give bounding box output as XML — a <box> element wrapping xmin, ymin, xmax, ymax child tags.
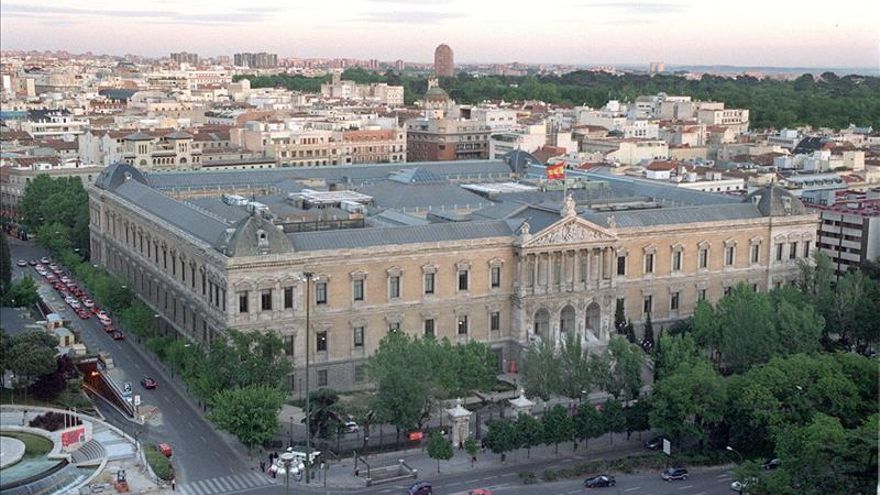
<box><xmin>434</xmin><ymin>44</ymin><xmax>454</xmax><ymax>77</ymax></box>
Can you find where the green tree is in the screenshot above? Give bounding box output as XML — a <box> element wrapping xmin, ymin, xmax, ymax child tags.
<box><xmin>0</xmin><ymin>232</ymin><xmax>11</xmax><ymax>293</ymax></box>
<box><xmin>484</xmin><ymin>418</ymin><xmax>518</xmax><ymax>462</ymax></box>
<box><xmin>520</xmin><ymin>338</ymin><xmax>560</xmax><ymax>401</ymax></box>
<box><xmin>606</xmin><ymin>336</ymin><xmax>646</xmax><ymax>401</ymax></box>
<box><xmin>655</xmin><ymin>333</ymin><xmax>702</xmax><ymax>379</ymax></box>
<box><xmin>426</xmin><ymin>430</ymin><xmax>454</xmax><ymax>473</ymax></box>
<box><xmin>558</xmin><ymin>331</ymin><xmax>592</xmax><ymax>400</ymax></box>
<box><xmin>1</xmin><ymin>276</ymin><xmax>40</xmax><ymax>307</ymax></box>
<box><xmin>650</xmin><ymin>358</ymin><xmax>726</xmax><ymax>446</ymax></box>
<box><xmin>541</xmin><ymin>404</ymin><xmax>572</xmax><ymax>454</ymax></box>
<box><xmin>208</xmin><ymin>384</ymin><xmax>284</xmax><ymax>450</ymax></box>
<box><xmin>770</xmin><ymin>286</ymin><xmax>824</xmax><ymax>354</ymax></box>
<box><xmin>573</xmin><ymin>403</ymin><xmax>604</xmax><ymax>450</ymax></box>
<box><xmin>640</xmin><ymin>312</ymin><xmax>655</xmax><ymax>352</ymax></box>
<box><xmin>625</xmin><ymin>399</ymin><xmax>652</xmax><ymax>439</ymax></box>
<box><xmin>515</xmin><ymin>412</ymin><xmax>543</xmax><ymax>458</ymax></box>
<box><xmin>451</xmin><ymin>340</ymin><xmax>498</xmax><ymax>397</ymax></box>
<box><xmin>368</xmin><ymin>332</ymin><xmax>432</xmax><ymax>439</ymax></box>
<box><xmin>7</xmin><ymin>331</ymin><xmax>58</xmax><ymax>399</ymax></box>
<box><xmin>602</xmin><ymin>399</ymin><xmax>626</xmax><ymax>445</ymax></box>
<box><xmin>464</xmin><ymin>437</ymin><xmax>478</xmax><ymax>466</ymax></box>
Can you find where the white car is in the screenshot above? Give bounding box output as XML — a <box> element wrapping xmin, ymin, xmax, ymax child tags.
<box><xmin>344</xmin><ymin>420</ymin><xmax>359</xmax><ymax>433</ymax></box>
<box><xmin>16</xmin><ymin>259</ymin><xmax>27</xmax><ymax>267</ymax></box>
<box><xmin>82</xmin><ymin>299</ymin><xmax>95</xmax><ymax>308</ymax></box>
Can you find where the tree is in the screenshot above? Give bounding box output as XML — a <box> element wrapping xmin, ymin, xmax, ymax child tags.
<box><xmin>606</xmin><ymin>336</ymin><xmax>646</xmax><ymax>401</ymax></box>
<box><xmin>558</xmin><ymin>331</ymin><xmax>592</xmax><ymax>400</ymax></box>
<box><xmin>655</xmin><ymin>333</ymin><xmax>703</xmax><ymax>379</ymax></box>
<box><xmin>1</xmin><ymin>276</ymin><xmax>40</xmax><ymax>308</ymax></box>
<box><xmin>451</xmin><ymin>340</ymin><xmax>498</xmax><ymax>397</ymax></box>
<box><xmin>573</xmin><ymin>404</ymin><xmax>604</xmax><ymax>450</ymax></box>
<box><xmin>464</xmin><ymin>437</ymin><xmax>478</xmax><ymax>466</ymax></box>
<box><xmin>520</xmin><ymin>338</ymin><xmax>560</xmax><ymax>401</ymax></box>
<box><xmin>614</xmin><ymin>299</ymin><xmax>627</xmax><ymax>335</ymax></box>
<box><xmin>640</xmin><ymin>312</ymin><xmax>655</xmax><ymax>352</ymax></box>
<box><xmin>426</xmin><ymin>431</ymin><xmax>454</xmax><ymax>473</ymax></box>
<box><xmin>770</xmin><ymin>286</ymin><xmax>824</xmax><ymax>355</ymax></box>
<box><xmin>484</xmin><ymin>418</ymin><xmax>518</xmax><ymax>462</ymax></box>
<box><xmin>515</xmin><ymin>413</ymin><xmax>543</xmax><ymax>458</ymax></box>
<box><xmin>7</xmin><ymin>331</ymin><xmax>58</xmax><ymax>399</ymax></box>
<box><xmin>541</xmin><ymin>404</ymin><xmax>572</xmax><ymax>454</ymax></box>
<box><xmin>0</xmin><ymin>232</ymin><xmax>10</xmax><ymax>293</ymax></box>
<box><xmin>625</xmin><ymin>399</ymin><xmax>652</xmax><ymax>440</ymax></box>
<box><xmin>208</xmin><ymin>385</ymin><xmax>284</xmax><ymax>450</ymax></box>
<box><xmin>307</xmin><ymin>388</ymin><xmax>342</xmax><ymax>439</ymax></box>
<box><xmin>650</xmin><ymin>358</ymin><xmax>726</xmax><ymax>446</ymax></box>
<box><xmin>602</xmin><ymin>399</ymin><xmax>626</xmax><ymax>445</ymax></box>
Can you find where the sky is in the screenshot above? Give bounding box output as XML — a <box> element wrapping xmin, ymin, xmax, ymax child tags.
<box><xmin>1</xmin><ymin>0</ymin><xmax>879</xmax><ymax>69</ymax></box>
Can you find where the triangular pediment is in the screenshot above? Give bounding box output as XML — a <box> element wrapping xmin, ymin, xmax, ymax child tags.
<box><xmin>523</xmin><ymin>216</ymin><xmax>618</xmax><ymax>248</ymax></box>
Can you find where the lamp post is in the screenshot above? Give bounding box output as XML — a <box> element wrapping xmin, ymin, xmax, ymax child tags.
<box><xmin>302</xmin><ymin>271</ymin><xmax>314</xmax><ymax>484</ymax></box>
<box><xmin>279</xmin><ymin>450</ymin><xmax>299</xmax><ymax>495</ymax></box>
<box><xmin>726</xmin><ymin>445</ymin><xmax>744</xmax><ymax>463</ymax></box>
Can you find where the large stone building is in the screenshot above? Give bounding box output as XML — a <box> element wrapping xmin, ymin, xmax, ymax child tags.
<box><xmin>88</xmin><ymin>156</ymin><xmax>817</xmax><ymax>392</ymax></box>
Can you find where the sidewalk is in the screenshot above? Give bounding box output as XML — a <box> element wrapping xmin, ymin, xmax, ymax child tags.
<box><xmin>311</xmin><ymin>430</ymin><xmax>651</xmax><ymax>490</ymax></box>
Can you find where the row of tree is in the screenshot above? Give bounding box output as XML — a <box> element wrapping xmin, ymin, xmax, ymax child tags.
<box><xmin>237</xmin><ymin>68</ymin><xmax>880</xmax><ymax>129</ymax></box>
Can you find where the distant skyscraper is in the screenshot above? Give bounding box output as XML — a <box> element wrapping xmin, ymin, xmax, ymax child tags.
<box><xmin>434</xmin><ymin>44</ymin><xmax>454</xmax><ymax>77</ymax></box>
<box><xmin>649</xmin><ymin>62</ymin><xmax>666</xmax><ymax>74</ymax></box>
<box><xmin>170</xmin><ymin>52</ymin><xmax>199</xmax><ymax>65</ymax></box>
<box><xmin>233</xmin><ymin>52</ymin><xmax>278</xmax><ymax>69</ymax></box>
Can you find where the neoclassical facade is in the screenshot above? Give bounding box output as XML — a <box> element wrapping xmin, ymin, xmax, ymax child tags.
<box><xmin>88</xmin><ymin>160</ymin><xmax>818</xmax><ymax>392</ymax></box>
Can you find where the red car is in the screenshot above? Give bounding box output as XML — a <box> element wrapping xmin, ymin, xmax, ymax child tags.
<box><xmin>77</xmin><ymin>309</ymin><xmax>91</xmax><ymax>319</ymax></box>
<box><xmin>91</xmin><ymin>306</ymin><xmax>101</xmax><ymax>315</ymax></box>
<box><xmin>104</xmin><ymin>325</ymin><xmax>116</xmax><ymax>333</ymax></box>
<box><xmin>141</xmin><ymin>376</ymin><xmax>158</xmax><ymax>389</ymax></box>
<box><xmin>111</xmin><ymin>330</ymin><xmax>125</xmax><ymax>340</ymax></box>
<box><xmin>157</xmin><ymin>443</ymin><xmax>173</xmax><ymax>457</ymax></box>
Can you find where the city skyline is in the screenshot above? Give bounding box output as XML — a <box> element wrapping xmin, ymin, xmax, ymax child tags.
<box><xmin>1</xmin><ymin>0</ymin><xmax>878</xmax><ymax>69</ymax></box>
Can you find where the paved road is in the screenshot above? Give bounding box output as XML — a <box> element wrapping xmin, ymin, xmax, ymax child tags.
<box><xmin>9</xmin><ymin>242</ymin><xmax>275</xmax><ymax>493</ymax></box>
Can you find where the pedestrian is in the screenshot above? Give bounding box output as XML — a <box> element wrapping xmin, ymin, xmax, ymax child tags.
<box><xmin>260</xmin><ymin>461</ymin><xmax>265</xmax><ymax>473</ymax></box>
<box><xmin>171</xmin><ymin>479</ymin><xmax>176</xmax><ymax>491</ymax></box>
<box><xmin>22</xmin><ymin>409</ymin><xmax>28</xmax><ymax>426</ymax></box>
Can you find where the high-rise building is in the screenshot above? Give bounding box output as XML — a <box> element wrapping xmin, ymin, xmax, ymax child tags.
<box><xmin>434</xmin><ymin>44</ymin><xmax>454</xmax><ymax>77</ymax></box>
<box><xmin>170</xmin><ymin>52</ymin><xmax>199</xmax><ymax>65</ymax></box>
<box><xmin>233</xmin><ymin>52</ymin><xmax>278</xmax><ymax>69</ymax></box>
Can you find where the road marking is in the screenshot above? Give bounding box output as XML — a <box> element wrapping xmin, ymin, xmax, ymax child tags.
<box><xmin>379</xmin><ymin>489</ymin><xmax>392</xmax><ymax>493</ymax></box>
<box><xmin>499</xmin><ymin>472</ymin><xmax>516</xmax><ymax>477</ymax></box>
<box><xmin>201</xmin><ymin>435</ymin><xmax>207</xmax><ymax>444</ymax></box>
<box><xmin>624</xmin><ymin>487</ymin><xmax>642</xmax><ymax>492</ymax></box>
<box><xmin>695</xmin><ymin>491</ymin><xmax>707</xmax><ymax>495</ymax></box>
<box><xmin>485</xmin><ymin>474</ymin><xmax>499</xmax><ymax>479</ymax></box>
<box><xmin>567</xmin><ymin>490</ymin><xmax>581</xmax><ymax>494</ymax></box>
<box><xmin>678</xmin><ymin>485</ymin><xmax>694</xmax><ymax>490</ymax></box>
<box><xmin>448</xmin><ymin>481</ymin><xmax>462</xmax><ymax>486</ymax></box>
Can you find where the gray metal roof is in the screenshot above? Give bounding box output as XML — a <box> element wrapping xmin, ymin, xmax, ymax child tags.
<box><xmin>357</xmin><ymin>180</ymin><xmax>493</xmax><ymax>212</ymax></box>
<box><xmin>577</xmin><ymin>170</ymin><xmax>742</xmax><ymax>207</ymax></box>
<box><xmin>582</xmin><ymin>203</ymin><xmax>763</xmax><ymax>228</ymax></box>
<box><xmin>371</xmin><ymin>210</ymin><xmax>431</xmax><ymax>227</ymax></box>
<box><xmin>114</xmin><ymin>180</ymin><xmax>231</xmax><ymax>244</ymax></box>
<box><xmin>289</xmin><ymin>220</ymin><xmax>514</xmax><ymax>251</ymax></box>
<box><xmin>188</xmin><ymin>198</ymin><xmax>251</xmax><ymax>224</ymax></box>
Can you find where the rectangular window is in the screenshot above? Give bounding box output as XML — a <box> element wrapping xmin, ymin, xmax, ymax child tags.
<box><xmin>284</xmin><ymin>335</ymin><xmax>294</xmax><ymax>356</ymax></box>
<box><xmin>751</xmin><ymin>244</ymin><xmax>760</xmax><ymax>264</ymax></box>
<box><xmin>283</xmin><ymin>286</ymin><xmax>293</xmax><ymax>309</ymax></box>
<box><xmin>616</xmin><ymin>297</ymin><xmax>625</xmax><ymax>316</ymax></box>
<box><xmin>353</xmin><ymin>279</ymin><xmax>364</xmax><ymax>301</ymax></box>
<box><xmin>424</xmin><ymin>273</ymin><xmax>435</xmax><ymax>295</ymax></box>
<box><xmin>643</xmin><ymin>295</ymin><xmax>653</xmax><ymax>315</ymax></box>
<box><xmin>790</xmin><ymin>242</ymin><xmax>798</xmax><ymax>259</ymax></box>
<box><xmin>672</xmin><ymin>251</ymin><xmax>682</xmax><ymax>272</ymax></box>
<box><xmin>724</xmin><ymin>286</ymin><xmax>732</xmax><ymax>296</ymax></box>
<box><xmin>752</xmin><ymin>283</ymin><xmax>759</xmax><ymax>292</ymax></box>
<box><xmin>317</xmin><ymin>370</ymin><xmax>328</xmax><ymax>387</ymax></box>
<box><xmin>699</xmin><ymin>248</ymin><xmax>708</xmax><ymax>269</ymax></box>
<box><xmin>803</xmin><ymin>242</ymin><xmax>810</xmax><ymax>258</ymax></box>
<box><xmin>221</xmin><ymin>289</ymin><xmax>226</xmax><ymax>311</ymax></box>
<box><xmin>315</xmin><ymin>282</ymin><xmax>327</xmax><ymax>305</ymax></box>
<box><xmin>424</xmin><ymin>318</ymin><xmax>434</xmax><ymax>337</ymax></box>
<box><xmin>698</xmin><ymin>288</ymin><xmax>707</xmax><ymax>301</ymax></box>
<box><xmin>490</xmin><ymin>267</ymin><xmax>501</xmax><ymax>288</ymax></box>
<box><xmin>191</xmin><ymin>266</ymin><xmax>196</xmax><ymax>288</ymax></box>
<box><xmin>388</xmin><ymin>321</ymin><xmax>400</xmax><ymax>333</ymax></box>
<box><xmin>670</xmin><ymin>291</ymin><xmax>680</xmax><ymax>311</ymax></box>
<box><xmin>261</xmin><ymin>289</ymin><xmax>272</xmax><ymax>311</ymax></box>
<box><xmin>172</xmin><ymin>255</ymin><xmax>176</xmax><ymax>276</ymax></box>
<box><xmin>776</xmin><ymin>244</ymin><xmax>784</xmax><ymax>261</ymax></box>
<box><xmin>316</xmin><ymin>331</ymin><xmax>328</xmax><ymax>352</ymax></box>
<box><xmin>457</xmin><ymin>315</ymin><xmax>469</xmax><ymax>335</ymax></box>
<box><xmin>490</xmin><ymin>311</ymin><xmax>500</xmax><ymax>331</ymax></box>
<box><xmin>458</xmin><ymin>269</ymin><xmax>469</xmax><ymax>291</ymax></box>
<box><xmin>617</xmin><ymin>255</ymin><xmax>627</xmax><ymax>276</ymax></box>
<box><xmin>725</xmin><ymin>246</ymin><xmax>735</xmax><ymax>266</ymax></box>
<box><xmin>645</xmin><ymin>253</ymin><xmax>655</xmax><ymax>274</ymax></box>
<box><xmin>389</xmin><ymin>276</ymin><xmax>400</xmax><ymax>299</ymax></box>
<box><xmin>201</xmin><ymin>271</ymin><xmax>206</xmax><ymax>295</ymax></box>
<box><xmin>353</xmin><ymin>326</ymin><xmax>364</xmax><ymax>347</ymax></box>
<box><xmin>238</xmin><ymin>291</ymin><xmax>248</xmax><ymax>313</ymax></box>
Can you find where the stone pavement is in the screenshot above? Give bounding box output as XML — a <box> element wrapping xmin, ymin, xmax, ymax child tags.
<box><xmin>0</xmin><ymin>435</ymin><xmax>26</xmax><ymax>468</ymax></box>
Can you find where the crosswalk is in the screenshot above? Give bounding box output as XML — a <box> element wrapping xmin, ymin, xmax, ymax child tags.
<box><xmin>178</xmin><ymin>471</ymin><xmax>275</xmax><ymax>495</ymax></box>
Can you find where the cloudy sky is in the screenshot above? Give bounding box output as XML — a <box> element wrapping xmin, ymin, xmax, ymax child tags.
<box><xmin>2</xmin><ymin>0</ymin><xmax>878</xmax><ymax>68</ymax></box>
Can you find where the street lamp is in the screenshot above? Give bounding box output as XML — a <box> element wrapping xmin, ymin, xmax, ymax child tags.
<box><xmin>279</xmin><ymin>450</ymin><xmax>303</xmax><ymax>495</ymax></box>
<box><xmin>726</xmin><ymin>445</ymin><xmax>744</xmax><ymax>463</ymax></box>
<box><xmin>301</xmin><ymin>271</ymin><xmax>314</xmax><ymax>484</ymax></box>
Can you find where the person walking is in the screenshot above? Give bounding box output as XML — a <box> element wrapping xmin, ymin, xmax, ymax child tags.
<box><xmin>171</xmin><ymin>479</ymin><xmax>176</xmax><ymax>491</ymax></box>
<box><xmin>260</xmin><ymin>461</ymin><xmax>266</xmax><ymax>473</ymax></box>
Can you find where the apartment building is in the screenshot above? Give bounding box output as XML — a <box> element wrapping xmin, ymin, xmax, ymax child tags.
<box><xmin>406</xmin><ymin>118</ymin><xmax>490</xmax><ymax>161</ymax></box>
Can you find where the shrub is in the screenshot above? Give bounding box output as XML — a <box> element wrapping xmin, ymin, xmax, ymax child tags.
<box><xmin>518</xmin><ymin>471</ymin><xmax>537</xmax><ymax>484</ymax></box>
<box><xmin>28</xmin><ymin>411</ymin><xmax>81</xmax><ymax>432</ymax></box>
<box><xmin>145</xmin><ymin>444</ymin><xmax>174</xmax><ymax>480</ymax></box>
<box><xmin>541</xmin><ymin>469</ymin><xmax>559</xmax><ymax>482</ymax></box>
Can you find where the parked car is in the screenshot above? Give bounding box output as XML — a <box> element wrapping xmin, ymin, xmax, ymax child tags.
<box><xmin>467</xmin><ymin>490</ymin><xmax>493</xmax><ymax>495</ymax></box>
<box><xmin>731</xmin><ymin>477</ymin><xmax>757</xmax><ymax>492</ymax></box>
<box><xmin>77</xmin><ymin>309</ymin><xmax>91</xmax><ymax>319</ymax></box>
<box><xmin>157</xmin><ymin>443</ymin><xmax>173</xmax><ymax>457</ymax></box>
<box><xmin>344</xmin><ymin>420</ymin><xmax>359</xmax><ymax>433</ymax></box>
<box><xmin>762</xmin><ymin>458</ymin><xmax>781</xmax><ymax>470</ymax></box>
<box><xmin>111</xmin><ymin>330</ymin><xmax>125</xmax><ymax>340</ymax></box>
<box><xmin>645</xmin><ymin>436</ymin><xmax>667</xmax><ymax>450</ymax></box>
<box><xmin>82</xmin><ymin>299</ymin><xmax>95</xmax><ymax>308</ymax></box>
<box><xmin>407</xmin><ymin>481</ymin><xmax>432</xmax><ymax>495</ymax></box>
<box><xmin>584</xmin><ymin>474</ymin><xmax>616</xmax><ymax>487</ymax></box>
<box><xmin>104</xmin><ymin>325</ymin><xmax>116</xmax><ymax>334</ymax></box>
<box><xmin>28</xmin><ymin>259</ymin><xmax>37</xmax><ymax>266</ymax></box>
<box><xmin>91</xmin><ymin>306</ymin><xmax>102</xmax><ymax>315</ymax></box>
<box><xmin>661</xmin><ymin>467</ymin><xmax>689</xmax><ymax>481</ymax></box>
<box><xmin>16</xmin><ymin>259</ymin><xmax>27</xmax><ymax>267</ymax></box>
<box><xmin>141</xmin><ymin>376</ymin><xmax>158</xmax><ymax>389</ymax></box>
<box><xmin>40</xmin><ymin>256</ymin><xmax>50</xmax><ymax>264</ymax></box>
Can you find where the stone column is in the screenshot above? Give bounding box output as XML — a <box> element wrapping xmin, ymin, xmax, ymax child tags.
<box><xmin>508</xmin><ymin>389</ymin><xmax>536</xmax><ymax>418</ymax></box>
<box><xmin>532</xmin><ymin>254</ymin><xmax>539</xmax><ymax>290</ymax></box>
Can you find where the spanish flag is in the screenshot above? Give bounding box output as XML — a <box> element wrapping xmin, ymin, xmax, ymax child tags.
<box><xmin>546</xmin><ymin>162</ymin><xmax>565</xmax><ymax>180</ymax></box>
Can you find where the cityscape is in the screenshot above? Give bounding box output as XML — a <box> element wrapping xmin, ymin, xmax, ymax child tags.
<box><xmin>0</xmin><ymin>2</ymin><xmax>878</xmax><ymax>495</ymax></box>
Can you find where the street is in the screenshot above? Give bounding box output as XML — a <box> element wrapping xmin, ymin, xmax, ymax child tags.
<box><xmin>9</xmin><ymin>240</ymin><xmax>275</xmax><ymax>493</ymax></box>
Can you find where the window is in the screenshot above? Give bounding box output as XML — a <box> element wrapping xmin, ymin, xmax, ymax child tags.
<box><xmin>388</xmin><ymin>321</ymin><xmax>400</xmax><ymax>333</ymax></box>
<box><xmin>354</xmin><ymin>365</ymin><xmax>366</xmax><ymax>383</ymax></box>
<box><xmin>616</xmin><ymin>297</ymin><xmax>625</xmax><ymax>316</ymax></box>
<box><xmin>803</xmin><ymin>242</ymin><xmax>811</xmax><ymax>258</ymax></box>
<box><xmin>752</xmin><ymin>283</ymin><xmax>759</xmax><ymax>292</ymax></box>
<box><xmin>283</xmin><ymin>335</ymin><xmax>293</xmax><ymax>356</ymax></box>
<box><xmin>724</xmin><ymin>286</ymin><xmax>732</xmax><ymax>296</ymax></box>
<box><xmin>389</xmin><ymin>276</ymin><xmax>400</xmax><ymax>299</ymax></box>
<box><xmin>751</xmin><ymin>244</ymin><xmax>760</xmax><ymax>264</ymax></box>
<box><xmin>698</xmin><ymin>288</ymin><xmax>707</xmax><ymax>301</ymax></box>
<box><xmin>457</xmin><ymin>315</ymin><xmax>469</xmax><ymax>335</ymax></box>
<box><xmin>261</xmin><ymin>289</ymin><xmax>272</xmax><ymax>311</ymax></box>
<box><xmin>490</xmin><ymin>267</ymin><xmax>501</xmax><ymax>288</ymax></box>
<box><xmin>191</xmin><ymin>265</ymin><xmax>196</xmax><ymax>288</ymax></box>
<box><xmin>644</xmin><ymin>253</ymin><xmax>655</xmax><ymax>274</ymax></box>
<box><xmin>317</xmin><ymin>370</ymin><xmax>328</xmax><ymax>387</ymax></box>
<box><xmin>725</xmin><ymin>246</ymin><xmax>735</xmax><ymax>266</ymax></box>
<box><xmin>284</xmin><ymin>286</ymin><xmax>293</xmax><ymax>309</ymax></box>
<box><xmin>237</xmin><ymin>291</ymin><xmax>248</xmax><ymax>313</ymax></box>
<box><xmin>353</xmin><ymin>326</ymin><xmax>364</xmax><ymax>347</ymax></box>
<box><xmin>670</xmin><ymin>291</ymin><xmax>680</xmax><ymax>311</ymax></box>
<box><xmin>776</xmin><ymin>243</ymin><xmax>784</xmax><ymax>261</ymax></box>
<box><xmin>490</xmin><ymin>311</ymin><xmax>500</xmax><ymax>331</ymax></box>
<box><xmin>353</xmin><ymin>279</ymin><xmax>364</xmax><ymax>301</ymax></box>
<box><xmin>790</xmin><ymin>242</ymin><xmax>798</xmax><ymax>260</ymax></box>
<box><xmin>643</xmin><ymin>295</ymin><xmax>653</xmax><ymax>315</ymax></box>
<box><xmin>424</xmin><ymin>273</ymin><xmax>435</xmax><ymax>295</ymax></box>
<box><xmin>672</xmin><ymin>251</ymin><xmax>682</xmax><ymax>272</ymax></box>
<box><xmin>201</xmin><ymin>271</ymin><xmax>206</xmax><ymax>295</ymax></box>
<box><xmin>458</xmin><ymin>269</ymin><xmax>469</xmax><ymax>291</ymax></box>
<box><xmin>424</xmin><ymin>318</ymin><xmax>435</xmax><ymax>337</ymax></box>
<box><xmin>315</xmin><ymin>282</ymin><xmax>327</xmax><ymax>305</ymax></box>
<box><xmin>316</xmin><ymin>331</ymin><xmax>328</xmax><ymax>352</ymax></box>
<box><xmin>699</xmin><ymin>248</ymin><xmax>709</xmax><ymax>269</ymax></box>
<box><xmin>617</xmin><ymin>255</ymin><xmax>627</xmax><ymax>276</ymax></box>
